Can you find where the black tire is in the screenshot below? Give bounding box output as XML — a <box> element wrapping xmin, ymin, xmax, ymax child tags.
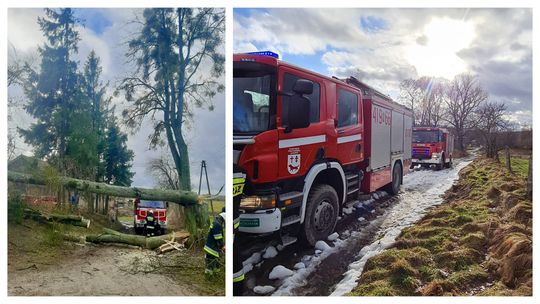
<box><xmin>160</xmin><ymin>228</ymin><xmax>166</xmax><ymax>235</ymax></box>
<box><xmin>134</xmin><ymin>226</ymin><xmax>143</xmax><ymax>235</ymax></box>
<box><xmin>388</xmin><ymin>162</ymin><xmax>402</xmax><ymax>195</ymax></box>
<box><xmin>445</xmin><ymin>156</ymin><xmax>453</xmax><ymax>168</ymax></box>
<box><xmin>300</xmin><ymin>184</ymin><xmax>339</xmax><ymax>247</ymax></box>
<box><xmin>437</xmin><ymin>154</ymin><xmax>445</xmax><ymax>171</ymax></box>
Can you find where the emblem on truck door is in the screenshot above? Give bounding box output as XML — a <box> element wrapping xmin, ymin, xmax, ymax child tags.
<box><xmin>287</xmin><ymin>153</ymin><xmax>301</xmax><ymax>174</ymax></box>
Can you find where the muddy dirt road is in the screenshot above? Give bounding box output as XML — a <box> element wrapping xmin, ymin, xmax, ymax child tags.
<box><xmin>238</xmin><ymin>156</ymin><xmax>474</xmax><ymax>296</ymax></box>
<box><xmin>9</xmin><ymin>244</ymin><xmax>198</xmax><ymax>296</ymax></box>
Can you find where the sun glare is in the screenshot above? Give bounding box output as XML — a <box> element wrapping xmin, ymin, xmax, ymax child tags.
<box><xmin>406</xmin><ymin>17</ymin><xmax>475</xmax><ymax>79</ymax></box>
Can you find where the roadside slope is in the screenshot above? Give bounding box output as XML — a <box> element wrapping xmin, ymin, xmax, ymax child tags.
<box><xmin>349</xmin><ymin>157</ymin><xmax>532</xmax><ymax>296</ymax></box>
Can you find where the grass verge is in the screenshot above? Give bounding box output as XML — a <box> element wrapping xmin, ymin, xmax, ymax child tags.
<box><xmin>349</xmin><ymin>156</ymin><xmax>532</xmax><ymax>296</ymax></box>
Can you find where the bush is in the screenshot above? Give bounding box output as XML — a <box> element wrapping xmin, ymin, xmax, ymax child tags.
<box><xmin>8</xmin><ymin>195</ymin><xmax>25</xmax><ymax>224</ymax></box>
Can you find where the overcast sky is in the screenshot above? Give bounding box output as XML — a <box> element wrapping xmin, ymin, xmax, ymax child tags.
<box><xmin>8</xmin><ymin>8</ymin><xmax>225</xmax><ymax>192</ymax></box>
<box><xmin>234</xmin><ymin>8</ymin><xmax>532</xmax><ymax>128</ymax></box>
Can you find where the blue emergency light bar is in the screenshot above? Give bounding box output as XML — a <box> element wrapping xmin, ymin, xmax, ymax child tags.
<box><xmin>246</xmin><ymin>51</ymin><xmax>279</xmax><ymax>59</ymax></box>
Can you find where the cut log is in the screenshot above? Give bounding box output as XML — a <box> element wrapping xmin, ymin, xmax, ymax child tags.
<box><xmin>8</xmin><ymin>171</ymin><xmax>199</xmax><ymax>206</ymax></box>
<box><xmin>64</xmin><ymin>228</ymin><xmax>190</xmax><ymax>250</ymax></box>
<box><xmin>24</xmin><ymin>209</ymin><xmax>91</xmax><ymax>228</ymax></box>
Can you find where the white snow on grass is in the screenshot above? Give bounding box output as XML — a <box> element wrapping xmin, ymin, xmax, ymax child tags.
<box><xmin>327</xmin><ymin>232</ymin><xmax>339</xmax><ymax>242</ymax></box>
<box><xmin>253</xmin><ymin>285</ymin><xmax>276</xmax><ymax>295</ymax></box>
<box><xmin>315</xmin><ymin>240</ymin><xmax>331</xmax><ymax>252</ymax></box>
<box><xmin>342</xmin><ymin>206</ymin><xmax>354</xmax><ymax>215</ymax></box>
<box><xmin>242</xmin><ymin>251</ymin><xmax>262</xmax><ymax>274</ymax></box>
<box><xmin>330</xmin><ymin>158</ymin><xmax>473</xmax><ymax>296</ymax></box>
<box><xmin>269</xmin><ymin>265</ymin><xmax>294</xmax><ymax>280</ymax></box>
<box><xmin>263</xmin><ymin>246</ymin><xmax>278</xmax><ymax>259</ymax></box>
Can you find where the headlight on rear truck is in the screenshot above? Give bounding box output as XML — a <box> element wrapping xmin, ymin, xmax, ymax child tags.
<box><xmin>240</xmin><ymin>195</ymin><xmax>276</xmax><ymax>210</ymax></box>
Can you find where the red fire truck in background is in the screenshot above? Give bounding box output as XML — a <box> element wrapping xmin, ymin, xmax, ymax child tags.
<box><xmin>411</xmin><ymin>126</ymin><xmax>454</xmax><ymax>170</ymax></box>
<box><xmin>134</xmin><ymin>199</ymin><xmax>167</xmax><ymax>235</ymax></box>
<box><xmin>233</xmin><ymin>52</ymin><xmax>413</xmax><ymax>246</ymax></box>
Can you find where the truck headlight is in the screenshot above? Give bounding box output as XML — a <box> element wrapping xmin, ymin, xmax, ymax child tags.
<box><xmin>240</xmin><ymin>195</ymin><xmax>276</xmax><ymax>210</ymax></box>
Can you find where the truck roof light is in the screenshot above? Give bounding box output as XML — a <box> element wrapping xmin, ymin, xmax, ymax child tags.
<box><xmin>245</xmin><ymin>51</ymin><xmax>279</xmax><ymax>59</ymax></box>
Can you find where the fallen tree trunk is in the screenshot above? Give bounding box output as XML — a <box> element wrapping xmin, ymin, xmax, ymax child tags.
<box><xmin>64</xmin><ymin>228</ymin><xmax>190</xmax><ymax>250</ymax></box>
<box><xmin>8</xmin><ymin>171</ymin><xmax>199</xmax><ymax>206</ymax></box>
<box><xmin>24</xmin><ymin>209</ymin><xmax>90</xmax><ymax>228</ymax></box>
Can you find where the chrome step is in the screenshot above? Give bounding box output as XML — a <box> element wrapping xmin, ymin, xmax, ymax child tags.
<box><xmin>345</xmin><ymin>173</ymin><xmax>359</xmax><ymax>180</ymax></box>
<box><xmin>347</xmin><ymin>187</ymin><xmax>359</xmax><ymax>195</ymax></box>
<box><xmin>281</xmin><ymin>235</ymin><xmax>298</xmax><ymax>247</ymax></box>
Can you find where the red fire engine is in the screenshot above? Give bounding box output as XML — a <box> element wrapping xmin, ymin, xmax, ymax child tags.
<box><xmin>233</xmin><ymin>52</ymin><xmax>413</xmax><ymax>246</ymax></box>
<box><xmin>134</xmin><ymin>199</ymin><xmax>167</xmax><ymax>235</ymax></box>
<box><xmin>411</xmin><ymin>126</ymin><xmax>454</xmax><ymax>170</ymax></box>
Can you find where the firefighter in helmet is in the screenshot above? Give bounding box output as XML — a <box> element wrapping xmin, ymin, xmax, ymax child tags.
<box><xmin>232</xmin><ymin>166</ymin><xmax>246</xmax><ymax>295</ymax></box>
<box><xmin>204</xmin><ymin>207</ymin><xmax>225</xmax><ymax>275</ymax></box>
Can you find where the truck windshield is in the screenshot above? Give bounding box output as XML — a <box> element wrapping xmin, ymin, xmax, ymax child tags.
<box><xmin>413</xmin><ymin>130</ymin><xmax>440</xmax><ymax>143</ymax></box>
<box><xmin>139</xmin><ymin>200</ymin><xmax>166</xmax><ymax>208</ymax></box>
<box><xmin>234</xmin><ymin>62</ymin><xmax>276</xmax><ymax>134</ymax></box>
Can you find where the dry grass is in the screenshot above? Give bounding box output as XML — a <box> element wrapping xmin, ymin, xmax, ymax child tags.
<box><xmin>349</xmin><ymin>156</ymin><xmax>532</xmax><ymax>296</ymax></box>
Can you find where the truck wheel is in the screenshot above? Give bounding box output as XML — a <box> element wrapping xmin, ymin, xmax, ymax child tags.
<box><xmin>445</xmin><ymin>156</ymin><xmax>453</xmax><ymax>168</ymax></box>
<box><xmin>388</xmin><ymin>162</ymin><xmax>402</xmax><ymax>195</ymax></box>
<box><xmin>134</xmin><ymin>226</ymin><xmax>143</xmax><ymax>235</ymax></box>
<box><xmin>300</xmin><ymin>184</ymin><xmax>339</xmax><ymax>247</ymax></box>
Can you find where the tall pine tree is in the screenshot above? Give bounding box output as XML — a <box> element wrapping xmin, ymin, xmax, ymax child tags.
<box><xmin>104</xmin><ymin>116</ymin><xmax>134</xmax><ymax>186</ymax></box>
<box><xmin>21</xmin><ymin>8</ymin><xmax>81</xmax><ymax>171</ymax></box>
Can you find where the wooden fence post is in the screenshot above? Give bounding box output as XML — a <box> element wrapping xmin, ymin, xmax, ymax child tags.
<box><xmin>505</xmin><ymin>146</ymin><xmax>513</xmax><ymax>175</ymax></box>
<box><xmin>527</xmin><ymin>157</ymin><xmax>532</xmax><ymax>199</ymax></box>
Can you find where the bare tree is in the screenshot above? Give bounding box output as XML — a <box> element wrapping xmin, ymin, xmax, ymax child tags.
<box><xmin>399</xmin><ymin>77</ymin><xmax>446</xmax><ymax>127</ymax></box>
<box><xmin>399</xmin><ymin>78</ymin><xmax>423</xmax><ymax>125</ymax></box>
<box><xmin>147</xmin><ymin>154</ymin><xmax>180</xmax><ymax>190</ymax></box>
<box><xmin>443</xmin><ymin>73</ymin><xmax>488</xmax><ymax>152</ymax></box>
<box><xmin>476</xmin><ymin>101</ymin><xmax>509</xmax><ymax>159</ymax></box>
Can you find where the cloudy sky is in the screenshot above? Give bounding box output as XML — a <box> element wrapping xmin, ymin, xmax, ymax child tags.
<box><xmin>8</xmin><ymin>8</ymin><xmax>225</xmax><ymax>192</ymax></box>
<box><xmin>234</xmin><ymin>8</ymin><xmax>532</xmax><ymax>128</ymax></box>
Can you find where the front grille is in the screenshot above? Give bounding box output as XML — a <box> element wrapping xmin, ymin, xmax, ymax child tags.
<box><xmin>412</xmin><ymin>147</ymin><xmax>431</xmax><ymax>159</ymax></box>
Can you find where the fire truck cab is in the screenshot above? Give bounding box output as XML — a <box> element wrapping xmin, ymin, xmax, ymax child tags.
<box><xmin>411</xmin><ymin>127</ymin><xmax>454</xmax><ymax>170</ymax></box>
<box><xmin>233</xmin><ymin>52</ymin><xmax>412</xmax><ymax>246</ymax></box>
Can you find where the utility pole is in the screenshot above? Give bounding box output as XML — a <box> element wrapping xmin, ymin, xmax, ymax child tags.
<box><xmin>198</xmin><ymin>160</ymin><xmax>214</xmax><ymax>214</ymax></box>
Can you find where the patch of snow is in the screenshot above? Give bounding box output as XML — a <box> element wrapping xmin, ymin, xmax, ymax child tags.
<box><xmin>294</xmin><ymin>262</ymin><xmax>306</xmax><ymax>270</ymax></box>
<box><xmin>269</xmin><ymin>265</ymin><xmax>294</xmax><ymax>280</ymax></box>
<box><xmin>314</xmin><ymin>249</ymin><xmax>322</xmax><ymax>255</ymax></box>
<box><xmin>263</xmin><ymin>246</ymin><xmax>278</xmax><ymax>259</ymax></box>
<box><xmin>253</xmin><ymin>285</ymin><xmax>276</xmax><ymax>294</ymax></box>
<box><xmin>243</xmin><ymin>252</ymin><xmax>261</xmax><ymax>266</ymax></box>
<box><xmin>327</xmin><ymin>232</ymin><xmax>339</xmax><ymax>242</ymax></box>
<box><xmin>243</xmin><ymin>263</ymin><xmax>253</xmax><ymax>274</ymax></box>
<box><xmin>357</xmin><ymin>217</ymin><xmax>365</xmax><ymax>222</ymax></box>
<box><xmin>315</xmin><ymin>240</ymin><xmax>331</xmax><ymax>251</ymax></box>
<box><xmin>342</xmin><ymin>206</ymin><xmax>354</xmax><ymax>215</ymax></box>
<box><xmin>276</xmin><ymin>244</ymin><xmax>284</xmax><ymax>251</ymax></box>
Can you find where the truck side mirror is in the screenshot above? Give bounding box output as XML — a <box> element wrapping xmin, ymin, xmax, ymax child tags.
<box><xmin>287</xmin><ymin>79</ymin><xmax>312</xmax><ymax>130</ymax></box>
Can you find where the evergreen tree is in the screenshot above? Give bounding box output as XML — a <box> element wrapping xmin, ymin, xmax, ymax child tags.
<box><xmin>20</xmin><ymin>8</ymin><xmax>81</xmax><ymax>171</ymax></box>
<box><xmin>104</xmin><ymin>117</ymin><xmax>135</xmax><ymax>186</ymax></box>
<box><xmin>81</xmin><ymin>50</ymin><xmax>111</xmax><ymax>181</ymax></box>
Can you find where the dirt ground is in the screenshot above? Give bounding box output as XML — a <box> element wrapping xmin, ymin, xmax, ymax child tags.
<box><xmin>8</xmin><ymin>216</ymin><xmax>224</xmax><ymax>296</ymax></box>
<box><xmin>9</xmin><ymin>244</ymin><xmax>198</xmax><ymax>296</ymax></box>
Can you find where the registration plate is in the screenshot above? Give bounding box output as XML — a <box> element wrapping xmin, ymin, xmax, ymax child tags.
<box><xmin>240</xmin><ymin>218</ymin><xmax>260</xmax><ymax>227</ymax></box>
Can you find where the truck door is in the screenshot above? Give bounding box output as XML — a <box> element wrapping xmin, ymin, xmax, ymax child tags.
<box><xmin>277</xmin><ymin>68</ymin><xmax>325</xmax><ymax>179</ymax></box>
<box><xmin>336</xmin><ymin>87</ymin><xmax>363</xmax><ymax>165</ymax></box>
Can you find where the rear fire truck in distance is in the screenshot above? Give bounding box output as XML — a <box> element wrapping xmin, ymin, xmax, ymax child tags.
<box><xmin>411</xmin><ymin>127</ymin><xmax>454</xmax><ymax>170</ymax></box>
<box><xmin>233</xmin><ymin>52</ymin><xmax>413</xmax><ymax>246</ymax></box>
